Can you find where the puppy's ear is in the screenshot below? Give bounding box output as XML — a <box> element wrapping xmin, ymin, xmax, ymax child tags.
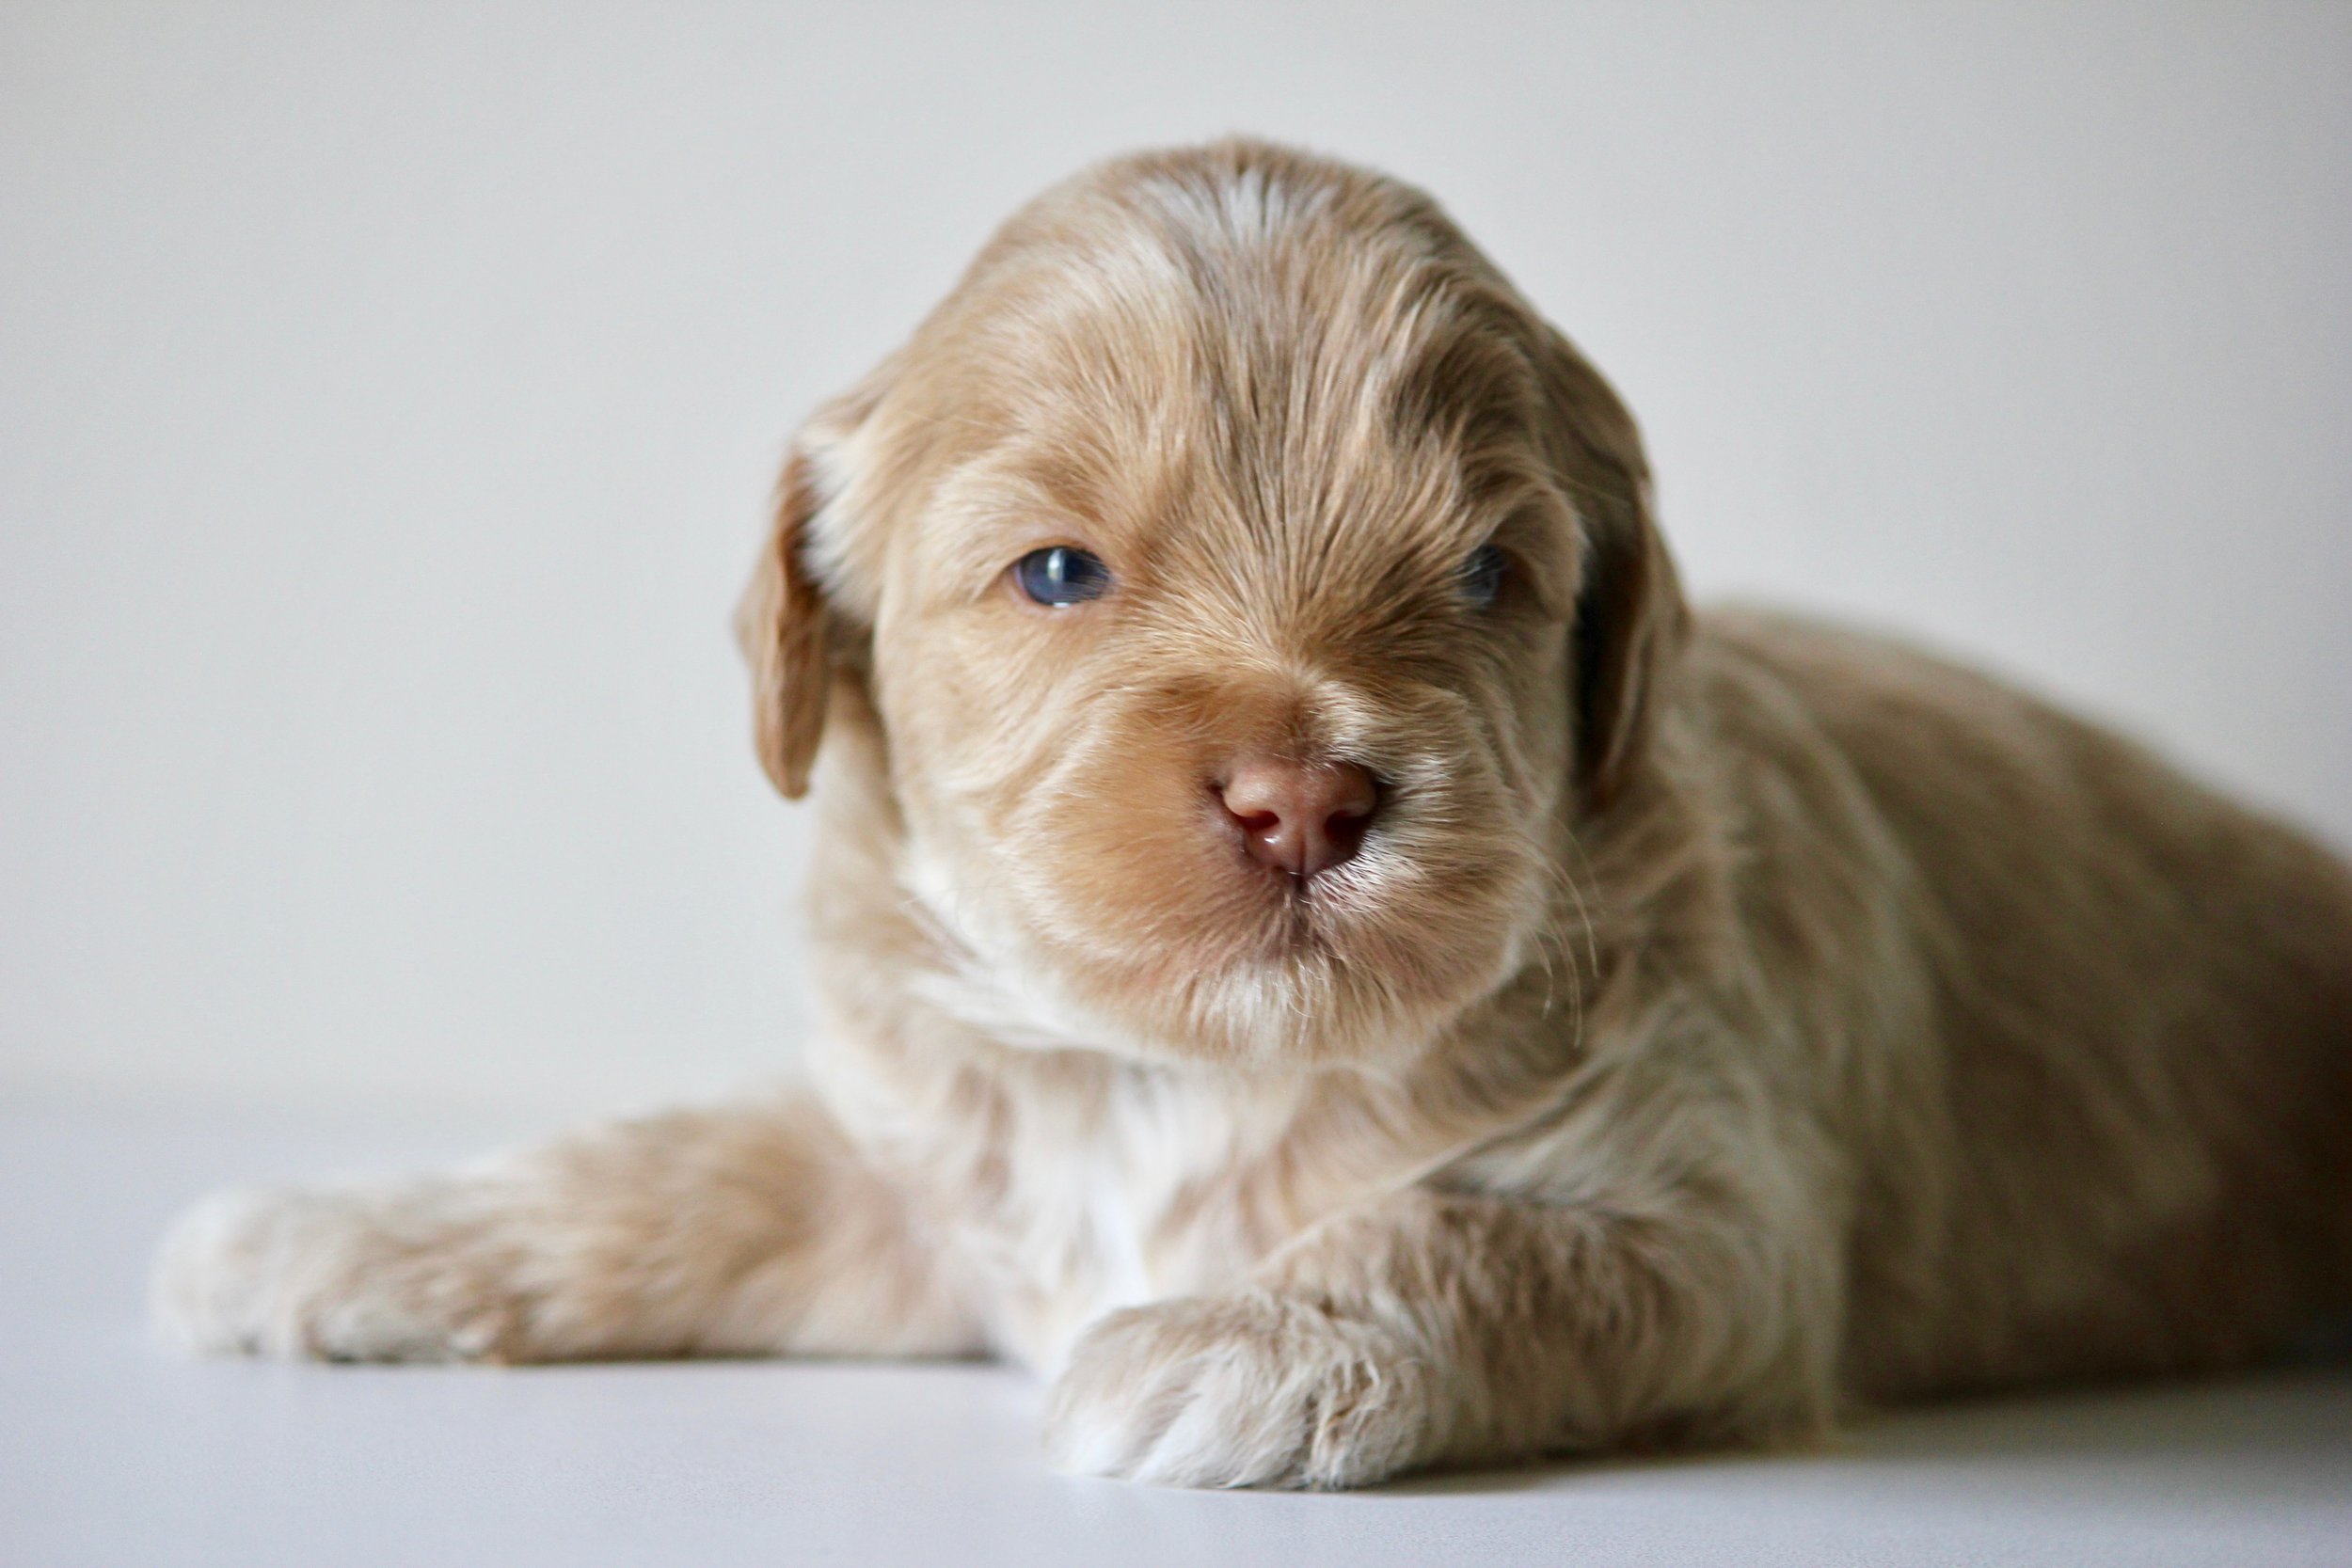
<box><xmin>735</xmin><ymin>385</ymin><xmax>886</xmax><ymax>800</ymax></box>
<box><xmin>1534</xmin><ymin>325</ymin><xmax>1690</xmax><ymax>810</ymax></box>
<box><xmin>736</xmin><ymin>451</ymin><xmax>833</xmax><ymax>799</ymax></box>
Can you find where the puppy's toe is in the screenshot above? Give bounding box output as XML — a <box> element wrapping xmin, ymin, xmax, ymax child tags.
<box><xmin>152</xmin><ymin>1185</ymin><xmax>310</xmax><ymax>1355</ymax></box>
<box><xmin>151</xmin><ymin>1182</ymin><xmax>516</xmax><ymax>1363</ymax></box>
<box><xmin>1044</xmin><ymin>1291</ymin><xmax>1432</xmax><ymax>1489</ymax></box>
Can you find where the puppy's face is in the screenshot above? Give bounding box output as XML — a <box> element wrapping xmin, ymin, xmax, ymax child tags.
<box><xmin>743</xmin><ymin>145</ymin><xmax>1682</xmax><ymax>1069</ymax></box>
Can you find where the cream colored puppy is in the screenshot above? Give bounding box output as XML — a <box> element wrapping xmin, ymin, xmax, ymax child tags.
<box><xmin>155</xmin><ymin>140</ymin><xmax>2352</xmax><ymax>1489</ymax></box>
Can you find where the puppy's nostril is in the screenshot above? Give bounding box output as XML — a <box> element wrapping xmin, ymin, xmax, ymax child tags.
<box><xmin>1216</xmin><ymin>759</ymin><xmax>1383</xmax><ymax>880</ymax></box>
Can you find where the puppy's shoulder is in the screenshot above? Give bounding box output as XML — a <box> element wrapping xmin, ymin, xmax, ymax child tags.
<box><xmin>1694</xmin><ymin>603</ymin><xmax>2021</xmax><ymax>714</ymax></box>
<box><xmin>1686</xmin><ymin>601</ymin><xmax>2104</xmax><ymax>777</ymax></box>
<box><xmin>1675</xmin><ymin>600</ymin><xmax>2169</xmax><ymax>875</ymax></box>
<box><xmin>1686</xmin><ymin>602</ymin><xmax>2352</xmax><ymax>903</ymax></box>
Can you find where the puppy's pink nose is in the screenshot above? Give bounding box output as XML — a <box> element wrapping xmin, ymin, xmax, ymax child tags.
<box><xmin>1216</xmin><ymin>758</ymin><xmax>1380</xmax><ymax>879</ymax></box>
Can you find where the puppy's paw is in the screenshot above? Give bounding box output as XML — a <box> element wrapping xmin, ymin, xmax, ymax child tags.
<box><xmin>152</xmin><ymin>1180</ymin><xmax>526</xmax><ymax>1363</ymax></box>
<box><xmin>1043</xmin><ymin>1291</ymin><xmax>1435</xmax><ymax>1489</ymax></box>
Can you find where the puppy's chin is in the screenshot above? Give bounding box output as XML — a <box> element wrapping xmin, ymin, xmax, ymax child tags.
<box><xmin>913</xmin><ymin>813</ymin><xmax>1546</xmax><ymax>1071</ymax></box>
<box><xmin>1120</xmin><ymin>891</ymin><xmax>1538</xmax><ymax>1069</ymax></box>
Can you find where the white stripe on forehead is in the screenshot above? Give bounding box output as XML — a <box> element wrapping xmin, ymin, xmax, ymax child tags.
<box><xmin>997</xmin><ymin>160</ymin><xmax>1336</xmax><ymax>341</ymax></box>
<box><xmin>1128</xmin><ymin>160</ymin><xmax>1329</xmax><ymax>250</ymax></box>
<box><xmin>1117</xmin><ymin>163</ymin><xmax>1479</xmax><ymax>407</ymax></box>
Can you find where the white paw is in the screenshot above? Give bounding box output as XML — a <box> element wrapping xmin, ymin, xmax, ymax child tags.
<box><xmin>152</xmin><ymin>1180</ymin><xmax>522</xmax><ymax>1363</ymax></box>
<box><xmin>1043</xmin><ymin>1291</ymin><xmax>1434</xmax><ymax>1489</ymax></box>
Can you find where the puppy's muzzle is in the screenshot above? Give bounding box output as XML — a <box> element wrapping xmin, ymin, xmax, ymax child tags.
<box><xmin>1215</xmin><ymin>758</ymin><xmax>1381</xmax><ymax>879</ymax></box>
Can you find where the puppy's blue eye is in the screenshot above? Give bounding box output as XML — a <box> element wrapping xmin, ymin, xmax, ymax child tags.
<box><xmin>1014</xmin><ymin>546</ymin><xmax>1112</xmax><ymax>608</ymax></box>
<box><xmin>1460</xmin><ymin>544</ymin><xmax>1508</xmax><ymax>610</ymax></box>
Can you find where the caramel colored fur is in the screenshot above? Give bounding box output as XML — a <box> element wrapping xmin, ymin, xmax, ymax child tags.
<box><xmin>155</xmin><ymin>141</ymin><xmax>2352</xmax><ymax>1489</ymax></box>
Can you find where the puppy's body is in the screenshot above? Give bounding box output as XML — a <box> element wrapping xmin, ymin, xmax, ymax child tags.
<box><xmin>156</xmin><ymin>142</ymin><xmax>2352</xmax><ymax>1488</ymax></box>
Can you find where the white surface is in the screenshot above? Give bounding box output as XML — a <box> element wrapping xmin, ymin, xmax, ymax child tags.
<box><xmin>5</xmin><ymin>1091</ymin><xmax>2350</xmax><ymax>1568</ymax></box>
<box><xmin>4</xmin><ymin>2</ymin><xmax>2350</xmax><ymax>1114</ymax></box>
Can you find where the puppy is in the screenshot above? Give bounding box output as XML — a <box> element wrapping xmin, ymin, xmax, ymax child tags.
<box><xmin>155</xmin><ymin>139</ymin><xmax>2352</xmax><ymax>1489</ymax></box>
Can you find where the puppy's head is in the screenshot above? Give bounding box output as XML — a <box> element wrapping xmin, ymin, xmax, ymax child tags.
<box><xmin>741</xmin><ymin>141</ymin><xmax>1685</xmax><ymax>1069</ymax></box>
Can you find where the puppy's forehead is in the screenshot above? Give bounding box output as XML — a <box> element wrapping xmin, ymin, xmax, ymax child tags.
<box><xmin>913</xmin><ymin>154</ymin><xmax>1550</xmax><ymax>574</ymax></box>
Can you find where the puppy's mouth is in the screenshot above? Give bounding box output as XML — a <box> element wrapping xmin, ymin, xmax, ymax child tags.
<box><xmin>1217</xmin><ymin>816</ymin><xmax>1398</xmax><ymax>960</ymax></box>
<box><xmin>1241</xmin><ymin>861</ymin><xmax>1349</xmax><ymax>942</ymax></box>
<box><xmin>966</xmin><ymin>753</ymin><xmax>1532</xmax><ymax>1064</ymax></box>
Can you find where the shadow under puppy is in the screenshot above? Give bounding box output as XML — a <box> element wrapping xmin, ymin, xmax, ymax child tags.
<box><xmin>155</xmin><ymin>139</ymin><xmax>2352</xmax><ymax>1489</ymax></box>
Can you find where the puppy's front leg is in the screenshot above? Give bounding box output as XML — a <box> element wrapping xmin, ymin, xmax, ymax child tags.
<box><xmin>154</xmin><ymin>1096</ymin><xmax>977</xmax><ymax>1364</ymax></box>
<box><xmin>1047</xmin><ymin>1180</ymin><xmax>1831</xmax><ymax>1489</ymax></box>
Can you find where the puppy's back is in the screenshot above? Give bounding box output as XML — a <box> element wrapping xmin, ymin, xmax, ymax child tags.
<box><xmin>1696</xmin><ymin>608</ymin><xmax>2352</xmax><ymax>1401</ymax></box>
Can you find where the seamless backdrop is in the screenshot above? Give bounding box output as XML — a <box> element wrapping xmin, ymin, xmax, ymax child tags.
<box><xmin>4</xmin><ymin>1</ymin><xmax>2347</xmax><ymax>1115</ymax></box>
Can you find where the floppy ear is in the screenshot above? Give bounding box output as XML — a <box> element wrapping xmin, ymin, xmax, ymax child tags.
<box><xmin>739</xmin><ymin>376</ymin><xmax>897</xmax><ymax>799</ymax></box>
<box><xmin>1533</xmin><ymin>325</ymin><xmax>1690</xmax><ymax>810</ymax></box>
<box><xmin>735</xmin><ymin>450</ymin><xmax>834</xmax><ymax>799</ymax></box>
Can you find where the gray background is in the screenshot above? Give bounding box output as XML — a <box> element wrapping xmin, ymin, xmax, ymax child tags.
<box><xmin>5</xmin><ymin>1</ymin><xmax>2348</xmax><ymax>1117</ymax></box>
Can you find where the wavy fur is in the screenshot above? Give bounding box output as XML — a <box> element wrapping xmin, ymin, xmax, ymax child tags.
<box><xmin>155</xmin><ymin>140</ymin><xmax>2352</xmax><ymax>1490</ymax></box>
